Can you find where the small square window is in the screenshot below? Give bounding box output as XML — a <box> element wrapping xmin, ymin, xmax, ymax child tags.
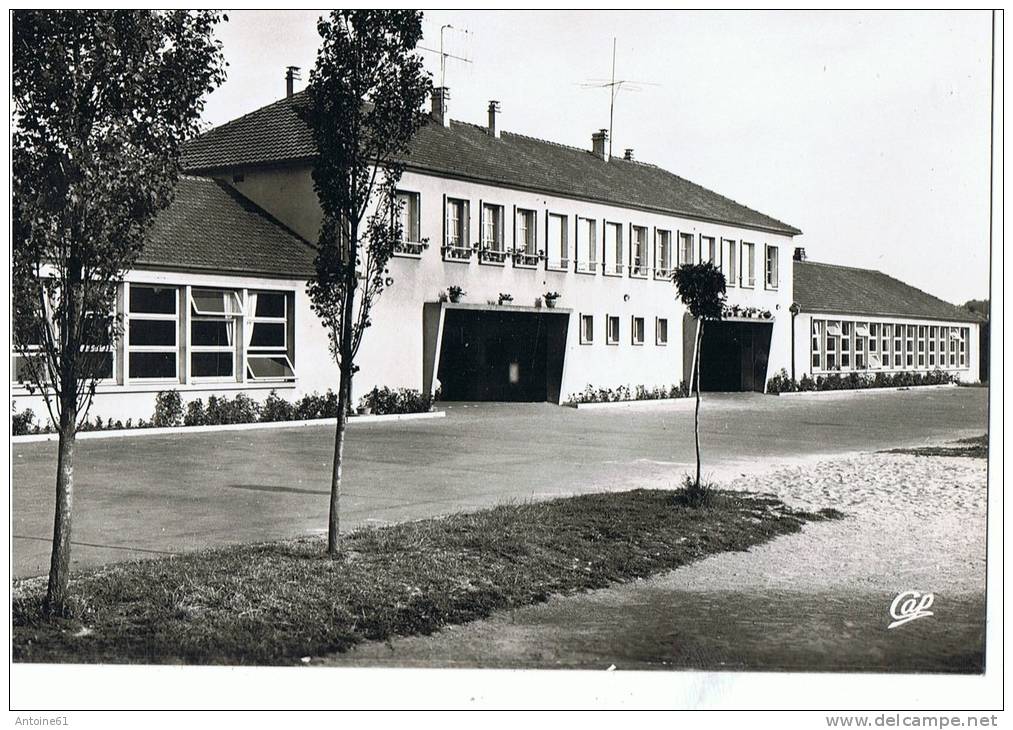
<box><xmin>632</xmin><ymin>317</ymin><xmax>645</xmax><ymax>346</ymax></box>
<box><xmin>579</xmin><ymin>314</ymin><xmax>594</xmax><ymax>345</ymax></box>
<box><xmin>606</xmin><ymin>315</ymin><xmax>620</xmax><ymax>345</ymax></box>
<box><xmin>656</xmin><ymin>317</ymin><xmax>668</xmax><ymax>346</ymax></box>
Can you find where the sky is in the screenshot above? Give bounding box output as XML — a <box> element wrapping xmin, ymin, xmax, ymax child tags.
<box><xmin>203</xmin><ymin>10</ymin><xmax>994</xmax><ymax>305</ymax></box>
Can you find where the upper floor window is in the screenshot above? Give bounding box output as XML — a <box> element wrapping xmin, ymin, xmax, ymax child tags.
<box><xmin>655</xmin><ymin>229</ymin><xmax>672</xmax><ymax>279</ymax></box>
<box><xmin>514</xmin><ymin>208</ymin><xmax>539</xmax><ymax>266</ymax></box>
<box><xmin>700</xmin><ymin>235</ymin><xmax>717</xmax><ymax>265</ymax></box>
<box><xmin>394</xmin><ymin>190</ymin><xmax>422</xmax><ymax>256</ymax></box>
<box><xmin>765</xmin><ymin>245</ymin><xmax>779</xmax><ymax>289</ymax></box>
<box><xmin>444</xmin><ymin>197</ymin><xmax>471</xmax><ymax>260</ymax></box>
<box><xmin>723</xmin><ymin>239</ymin><xmax>737</xmax><ymax>287</ymax></box>
<box><xmin>630</xmin><ymin>225</ymin><xmax>648</xmax><ymax>277</ymax></box>
<box><xmin>479</xmin><ymin>203</ymin><xmax>506</xmax><ymax>264</ymax></box>
<box><xmin>604</xmin><ymin>222</ymin><xmax>624</xmax><ymax>276</ymax></box>
<box><xmin>547</xmin><ymin>213</ymin><xmax>570</xmax><ymax>271</ymax></box>
<box><xmin>741</xmin><ymin>242</ymin><xmax>756</xmax><ymax>287</ymax></box>
<box><xmin>576</xmin><ymin>217</ymin><xmax>598</xmax><ymax>273</ymax></box>
<box><xmin>128</xmin><ymin>284</ymin><xmax>179</xmax><ymax>381</ymax></box>
<box><xmin>678</xmin><ymin>232</ymin><xmax>694</xmax><ymax>266</ymax></box>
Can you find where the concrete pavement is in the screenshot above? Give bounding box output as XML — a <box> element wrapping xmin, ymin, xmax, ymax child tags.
<box><xmin>13</xmin><ymin>387</ymin><xmax>988</xmax><ymax>578</ymax></box>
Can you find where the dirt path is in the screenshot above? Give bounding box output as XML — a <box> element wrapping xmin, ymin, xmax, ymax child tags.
<box><xmin>317</xmin><ymin>453</ymin><xmax>987</xmax><ymax>672</ymax></box>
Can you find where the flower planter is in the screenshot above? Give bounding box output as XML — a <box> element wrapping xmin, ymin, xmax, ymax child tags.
<box><xmin>545</xmin><ymin>299</ymin><xmax>557</xmax><ymax>309</ymax></box>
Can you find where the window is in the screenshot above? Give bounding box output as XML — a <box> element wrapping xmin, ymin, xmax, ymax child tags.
<box><xmin>630</xmin><ymin>225</ymin><xmax>648</xmax><ymax>277</ymax></box>
<box><xmin>959</xmin><ymin>327</ymin><xmax>968</xmax><ymax>368</ymax></box>
<box><xmin>631</xmin><ymin>316</ymin><xmax>645</xmax><ymax>346</ymax></box>
<box><xmin>128</xmin><ymin>284</ymin><xmax>179</xmax><ymax>380</ymax></box>
<box><xmin>394</xmin><ymin>190</ymin><xmax>422</xmax><ymax>256</ymax></box>
<box><xmin>826</xmin><ymin>321</ymin><xmax>839</xmax><ymax>370</ymax></box>
<box><xmin>881</xmin><ymin>324</ymin><xmax>891</xmax><ymax>367</ymax></box>
<box><xmin>547</xmin><ymin>213</ymin><xmax>569</xmax><ymax>270</ymax></box>
<box><xmin>855</xmin><ymin>322</ymin><xmax>867</xmax><ymax>369</ymax></box>
<box><xmin>700</xmin><ymin>235</ymin><xmax>717</xmax><ymax>265</ymax></box>
<box><xmin>948</xmin><ymin>327</ymin><xmax>958</xmax><ymax>367</ymax></box>
<box><xmin>724</xmin><ymin>239</ymin><xmax>737</xmax><ymax>287</ymax></box>
<box><xmin>514</xmin><ymin>208</ymin><xmax>539</xmax><ymax>266</ymax></box>
<box><xmin>678</xmin><ymin>232</ymin><xmax>694</xmax><ymax>266</ymax></box>
<box><xmin>906</xmin><ymin>325</ymin><xmax>915</xmax><ymax>367</ymax></box>
<box><xmin>928</xmin><ymin>326</ymin><xmax>937</xmax><ymax>367</ymax></box>
<box><xmin>606</xmin><ymin>315</ymin><xmax>620</xmax><ymax>345</ymax></box>
<box><xmin>811</xmin><ymin>320</ymin><xmax>823</xmax><ymax>369</ymax></box>
<box><xmin>604</xmin><ymin>222</ymin><xmax>624</xmax><ymax>275</ymax></box>
<box><xmin>580</xmin><ymin>314</ymin><xmax>594</xmax><ymax>345</ymax></box>
<box><xmin>246</xmin><ymin>291</ymin><xmax>295</xmax><ymax>381</ymax></box>
<box><xmin>189</xmin><ymin>288</ymin><xmax>242</xmax><ymax>380</ymax></box>
<box><xmin>741</xmin><ymin>242</ymin><xmax>756</xmax><ymax>287</ymax></box>
<box><xmin>938</xmin><ymin>328</ymin><xmax>947</xmax><ymax>368</ymax></box>
<box><xmin>576</xmin><ymin>217</ymin><xmax>598</xmax><ymax>273</ymax></box>
<box><xmin>479</xmin><ymin>203</ymin><xmax>506</xmax><ymax>263</ymax></box>
<box><xmin>917</xmin><ymin>325</ymin><xmax>926</xmax><ymax>367</ymax></box>
<box><xmin>655</xmin><ymin>229</ymin><xmax>673</xmax><ymax>279</ymax></box>
<box><xmin>656</xmin><ymin>317</ymin><xmax>668</xmax><ymax>346</ymax></box>
<box><xmin>764</xmin><ymin>245</ymin><xmax>779</xmax><ymax>289</ymax></box>
<box><xmin>444</xmin><ymin>198</ymin><xmax>471</xmax><ymax>260</ymax></box>
<box><xmin>13</xmin><ymin>305</ymin><xmax>114</xmax><ymax>384</ymax></box>
<box><xmin>840</xmin><ymin>321</ymin><xmax>851</xmax><ymax>369</ymax></box>
<box><xmin>893</xmin><ymin>324</ymin><xmax>903</xmax><ymax>368</ymax></box>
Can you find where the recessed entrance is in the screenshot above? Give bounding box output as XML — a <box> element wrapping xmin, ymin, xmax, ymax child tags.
<box><xmin>697</xmin><ymin>320</ymin><xmax>773</xmax><ymax>392</ymax></box>
<box><xmin>432</xmin><ymin>306</ymin><xmax>569</xmax><ymax>402</ymax></box>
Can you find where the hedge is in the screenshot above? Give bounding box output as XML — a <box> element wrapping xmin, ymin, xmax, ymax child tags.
<box><xmin>765</xmin><ymin>368</ymin><xmax>958</xmax><ymax>395</ymax></box>
<box><xmin>564</xmin><ymin>382</ymin><xmax>689</xmax><ymax>406</ymax></box>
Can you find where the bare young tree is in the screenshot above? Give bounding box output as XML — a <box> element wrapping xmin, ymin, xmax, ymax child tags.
<box><xmin>299</xmin><ymin>10</ymin><xmax>432</xmax><ymax>555</ymax></box>
<box><xmin>12</xmin><ymin>10</ymin><xmax>227</xmax><ymax>614</ymax></box>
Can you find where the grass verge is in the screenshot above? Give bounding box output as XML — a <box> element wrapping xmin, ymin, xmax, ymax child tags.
<box><xmin>881</xmin><ymin>434</ymin><xmax>988</xmax><ymax>459</ymax></box>
<box><xmin>14</xmin><ymin>488</ymin><xmax>842</xmax><ymax>665</ymax></box>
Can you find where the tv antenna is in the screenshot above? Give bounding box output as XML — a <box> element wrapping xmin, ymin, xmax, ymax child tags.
<box><xmin>419</xmin><ymin>23</ymin><xmax>473</xmax><ymax>89</ymax></box>
<box><xmin>579</xmin><ymin>37</ymin><xmax>658</xmax><ymax>157</ymax></box>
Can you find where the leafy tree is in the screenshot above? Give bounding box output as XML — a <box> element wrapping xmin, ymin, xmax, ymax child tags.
<box><xmin>300</xmin><ymin>10</ymin><xmax>432</xmax><ymax>555</ymax></box>
<box><xmin>12</xmin><ymin>10</ymin><xmax>227</xmax><ymax>614</ymax></box>
<box><xmin>673</xmin><ymin>263</ymin><xmax>727</xmax><ymax>491</ymax></box>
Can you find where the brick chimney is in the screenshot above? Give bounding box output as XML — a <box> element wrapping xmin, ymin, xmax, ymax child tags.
<box><xmin>591</xmin><ymin>129</ymin><xmax>609</xmax><ymax>161</ymax></box>
<box><xmin>487</xmin><ymin>100</ymin><xmax>501</xmax><ymax>138</ymax></box>
<box><xmin>793</xmin><ymin>247</ymin><xmax>807</xmax><ymax>261</ymax></box>
<box><xmin>431</xmin><ymin>87</ymin><xmax>450</xmax><ymax>127</ymax></box>
<box><xmin>285</xmin><ymin>66</ymin><xmax>301</xmax><ymax>98</ymax></box>
<box><xmin>623</xmin><ymin>148</ymin><xmax>635</xmax><ymax>161</ymax></box>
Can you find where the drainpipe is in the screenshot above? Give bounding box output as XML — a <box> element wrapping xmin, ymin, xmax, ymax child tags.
<box><xmin>789</xmin><ymin>302</ymin><xmax>801</xmax><ymax>381</ymax></box>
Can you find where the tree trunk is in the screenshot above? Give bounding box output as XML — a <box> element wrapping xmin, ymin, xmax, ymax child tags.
<box><xmin>45</xmin><ymin>400</ymin><xmax>77</xmax><ymax>616</ymax></box>
<box><xmin>694</xmin><ymin>320</ymin><xmax>703</xmax><ymax>488</ymax></box>
<box><xmin>327</xmin><ymin>367</ymin><xmax>350</xmax><ymax>555</ymax></box>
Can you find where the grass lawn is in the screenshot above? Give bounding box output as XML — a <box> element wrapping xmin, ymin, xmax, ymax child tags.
<box><xmin>881</xmin><ymin>434</ymin><xmax>988</xmax><ymax>459</ymax></box>
<box><xmin>14</xmin><ymin>488</ymin><xmax>842</xmax><ymax>665</ymax></box>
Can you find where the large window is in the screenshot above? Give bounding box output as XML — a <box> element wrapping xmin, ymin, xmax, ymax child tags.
<box><xmin>840</xmin><ymin>321</ymin><xmax>851</xmax><ymax>369</ymax></box>
<box><xmin>928</xmin><ymin>325</ymin><xmax>937</xmax><ymax>367</ymax></box>
<box><xmin>606</xmin><ymin>315</ymin><xmax>620</xmax><ymax>345</ymax></box>
<box><xmin>724</xmin><ymin>239</ymin><xmax>737</xmax><ymax>287</ymax></box>
<box><xmin>811</xmin><ymin>320</ymin><xmax>823</xmax><ymax>369</ymax></box>
<box><xmin>868</xmin><ymin>323</ymin><xmax>879</xmax><ymax>367</ymax></box>
<box><xmin>394</xmin><ymin>190</ymin><xmax>422</xmax><ymax>256</ymax></box>
<box><xmin>948</xmin><ymin>327</ymin><xmax>958</xmax><ymax>367</ymax></box>
<box><xmin>631</xmin><ymin>316</ymin><xmax>645</xmax><ymax>346</ymax></box>
<box><xmin>189</xmin><ymin>288</ymin><xmax>241</xmax><ymax>380</ymax></box>
<box><xmin>826</xmin><ymin>320</ymin><xmax>840</xmax><ymax>370</ymax></box>
<box><xmin>765</xmin><ymin>245</ymin><xmax>779</xmax><ymax>289</ymax></box>
<box><xmin>604</xmin><ymin>222</ymin><xmax>624</xmax><ymax>276</ymax></box>
<box><xmin>906</xmin><ymin>325</ymin><xmax>915</xmax><ymax>367</ymax></box>
<box><xmin>514</xmin><ymin>208</ymin><xmax>539</xmax><ymax>266</ymax></box>
<box><xmin>678</xmin><ymin>232</ymin><xmax>694</xmax><ymax>266</ymax></box>
<box><xmin>246</xmin><ymin>291</ymin><xmax>295</xmax><ymax>381</ymax></box>
<box><xmin>959</xmin><ymin>327</ymin><xmax>968</xmax><ymax>368</ymax></box>
<box><xmin>576</xmin><ymin>217</ymin><xmax>598</xmax><ymax>273</ymax></box>
<box><xmin>700</xmin><ymin>235</ymin><xmax>717</xmax><ymax>265</ymax></box>
<box><xmin>854</xmin><ymin>322</ymin><xmax>868</xmax><ymax>369</ymax></box>
<box><xmin>741</xmin><ymin>242</ymin><xmax>756</xmax><ymax>287</ymax></box>
<box><xmin>546</xmin><ymin>213</ymin><xmax>569</xmax><ymax>271</ymax></box>
<box><xmin>893</xmin><ymin>324</ymin><xmax>903</xmax><ymax>368</ymax></box>
<box><xmin>881</xmin><ymin>324</ymin><xmax>892</xmax><ymax>367</ymax></box>
<box><xmin>630</xmin><ymin>225</ymin><xmax>648</xmax><ymax>277</ymax></box>
<box><xmin>128</xmin><ymin>284</ymin><xmax>179</xmax><ymax>381</ymax></box>
<box><xmin>655</xmin><ymin>229</ymin><xmax>673</xmax><ymax>279</ymax></box>
<box><xmin>444</xmin><ymin>197</ymin><xmax>471</xmax><ymax>260</ymax></box>
<box><xmin>479</xmin><ymin>203</ymin><xmax>506</xmax><ymax>264</ymax></box>
<box><xmin>917</xmin><ymin>325</ymin><xmax>926</xmax><ymax>367</ymax></box>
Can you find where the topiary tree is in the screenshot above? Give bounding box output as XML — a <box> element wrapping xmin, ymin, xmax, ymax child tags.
<box><xmin>299</xmin><ymin>10</ymin><xmax>432</xmax><ymax>555</ymax></box>
<box><xmin>673</xmin><ymin>263</ymin><xmax>727</xmax><ymax>492</ymax></box>
<box><xmin>12</xmin><ymin>10</ymin><xmax>227</xmax><ymax>614</ymax></box>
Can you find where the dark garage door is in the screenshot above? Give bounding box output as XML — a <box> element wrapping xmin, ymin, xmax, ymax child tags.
<box><xmin>699</xmin><ymin>320</ymin><xmax>773</xmax><ymax>392</ymax></box>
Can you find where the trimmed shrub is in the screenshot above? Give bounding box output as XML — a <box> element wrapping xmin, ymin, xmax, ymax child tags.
<box><xmin>766</xmin><ymin>368</ymin><xmax>797</xmax><ymax>395</ymax></box>
<box><xmin>261</xmin><ymin>390</ymin><xmax>296</xmax><ymax>422</ymax></box>
<box><xmin>564</xmin><ymin>383</ymin><xmax>688</xmax><ymax>406</ymax></box>
<box><xmin>768</xmin><ymin>368</ymin><xmax>956</xmax><ymax>395</ymax></box>
<box><xmin>359</xmin><ymin>387</ymin><xmax>433</xmax><ymax>416</ymax></box>
<box><xmin>152</xmin><ymin>390</ymin><xmax>184</xmax><ymax>428</ymax></box>
<box><xmin>184</xmin><ymin>399</ymin><xmax>207</xmax><ymax>427</ymax></box>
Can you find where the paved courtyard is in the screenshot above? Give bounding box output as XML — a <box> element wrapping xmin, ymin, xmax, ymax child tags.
<box><xmin>13</xmin><ymin>387</ymin><xmax>988</xmax><ymax>579</ymax></box>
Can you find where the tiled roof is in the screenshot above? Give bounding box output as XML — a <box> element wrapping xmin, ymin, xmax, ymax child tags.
<box><xmin>138</xmin><ymin>176</ymin><xmax>316</xmax><ymax>278</ymax></box>
<box><xmin>183</xmin><ymin>92</ymin><xmax>801</xmax><ymax>236</ymax></box>
<box><xmin>793</xmin><ymin>260</ymin><xmax>979</xmax><ymax>323</ymax></box>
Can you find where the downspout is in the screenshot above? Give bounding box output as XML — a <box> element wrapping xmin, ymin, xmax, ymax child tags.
<box><xmin>789</xmin><ymin>302</ymin><xmax>801</xmax><ymax>381</ymax></box>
